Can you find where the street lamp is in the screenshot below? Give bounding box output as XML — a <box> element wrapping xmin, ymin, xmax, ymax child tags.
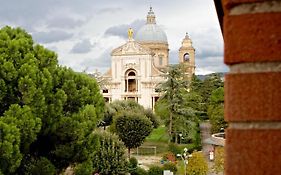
<box><xmin>177</xmin><ymin>148</ymin><xmax>192</xmax><ymax>175</ymax></box>
<box><xmin>179</xmin><ymin>133</ymin><xmax>183</xmax><ymax>144</ymax></box>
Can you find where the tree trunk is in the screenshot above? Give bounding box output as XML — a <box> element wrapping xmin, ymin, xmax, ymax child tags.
<box><xmin>169</xmin><ymin>112</ymin><xmax>173</xmax><ymax>142</ymax></box>
<box><xmin>128</xmin><ymin>148</ymin><xmax>131</xmax><ymax>159</ymax></box>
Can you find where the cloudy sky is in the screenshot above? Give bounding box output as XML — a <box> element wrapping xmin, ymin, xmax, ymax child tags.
<box><xmin>0</xmin><ymin>0</ymin><xmax>228</xmax><ymax>75</ymax></box>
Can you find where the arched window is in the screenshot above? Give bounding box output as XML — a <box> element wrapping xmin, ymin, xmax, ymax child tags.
<box><xmin>128</xmin><ymin>71</ymin><xmax>135</xmax><ymax>76</ymax></box>
<box><xmin>125</xmin><ymin>69</ymin><xmax>138</xmax><ymax>92</ymax></box>
<box><xmin>184</xmin><ymin>53</ymin><xmax>190</xmax><ymax>62</ymax></box>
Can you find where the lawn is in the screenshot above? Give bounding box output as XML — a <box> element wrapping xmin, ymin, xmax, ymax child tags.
<box><xmin>145</xmin><ymin>125</ymin><xmax>169</xmax><ymax>142</ymax></box>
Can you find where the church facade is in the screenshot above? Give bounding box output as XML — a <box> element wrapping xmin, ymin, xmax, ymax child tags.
<box><xmin>102</xmin><ymin>7</ymin><xmax>195</xmax><ymax>109</ymax></box>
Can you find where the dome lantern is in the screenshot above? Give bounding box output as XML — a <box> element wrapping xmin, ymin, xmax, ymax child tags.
<box><xmin>147</xmin><ymin>6</ymin><xmax>156</xmax><ymax>24</ymax></box>
<box><xmin>135</xmin><ymin>7</ymin><xmax>168</xmax><ymax>43</ymax></box>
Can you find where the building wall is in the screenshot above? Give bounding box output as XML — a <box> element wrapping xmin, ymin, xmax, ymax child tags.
<box><xmin>138</xmin><ymin>42</ymin><xmax>169</xmax><ymax>69</ymax></box>
<box><xmin>220</xmin><ymin>0</ymin><xmax>281</xmax><ymax>174</ymax></box>
<box><xmin>109</xmin><ymin>49</ymin><xmax>163</xmax><ymax>109</ymax></box>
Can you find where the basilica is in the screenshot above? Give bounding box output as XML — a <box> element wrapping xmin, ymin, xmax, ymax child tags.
<box><xmin>102</xmin><ymin>7</ymin><xmax>195</xmax><ymax>109</ymax></box>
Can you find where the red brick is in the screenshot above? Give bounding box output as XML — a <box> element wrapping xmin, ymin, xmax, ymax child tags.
<box><xmin>223</xmin><ymin>13</ymin><xmax>281</xmax><ymax>64</ymax></box>
<box><xmin>225</xmin><ymin>72</ymin><xmax>281</xmax><ymax>121</ymax></box>
<box><xmin>225</xmin><ymin>129</ymin><xmax>281</xmax><ymax>175</ymax></box>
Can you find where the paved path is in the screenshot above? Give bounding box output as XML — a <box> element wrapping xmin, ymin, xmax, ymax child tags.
<box><xmin>200</xmin><ymin>121</ymin><xmax>224</xmax><ymax>175</ymax></box>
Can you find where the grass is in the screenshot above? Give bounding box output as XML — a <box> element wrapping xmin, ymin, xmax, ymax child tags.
<box><xmin>145</xmin><ymin>125</ymin><xmax>170</xmax><ymax>142</ymax></box>
<box><xmin>133</xmin><ymin>125</ymin><xmax>198</xmax><ymax>156</ymax></box>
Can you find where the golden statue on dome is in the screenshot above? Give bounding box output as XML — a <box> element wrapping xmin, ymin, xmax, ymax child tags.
<box><xmin>128</xmin><ymin>28</ymin><xmax>133</xmax><ymax>40</ymax></box>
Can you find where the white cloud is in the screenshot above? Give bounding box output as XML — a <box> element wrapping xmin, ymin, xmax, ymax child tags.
<box><xmin>70</xmin><ymin>39</ymin><xmax>94</xmax><ymax>54</ymax></box>
<box><xmin>0</xmin><ymin>0</ymin><xmax>226</xmax><ymax>74</ymax></box>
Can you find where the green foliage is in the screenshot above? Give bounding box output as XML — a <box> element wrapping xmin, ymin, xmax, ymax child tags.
<box><xmin>213</xmin><ymin>147</ymin><xmax>224</xmax><ymax>173</ymax></box>
<box><xmin>154</xmin><ymin>98</ymin><xmax>169</xmax><ymax>123</ymax></box>
<box><xmin>1</xmin><ymin>104</ymin><xmax>41</xmax><ymax>153</ymax></box>
<box><xmin>24</xmin><ymin>157</ymin><xmax>56</xmax><ymax>175</ymax></box>
<box><xmin>168</xmin><ymin>143</ymin><xmax>181</xmax><ymax>156</ymax></box>
<box><xmin>129</xmin><ymin>157</ymin><xmax>138</xmax><ymax>169</ymax></box>
<box><xmin>207</xmin><ymin>87</ymin><xmax>227</xmax><ymax>133</ymax></box>
<box><xmin>144</xmin><ymin>108</ymin><xmax>160</xmax><ymax>128</ymax></box>
<box><xmin>115</xmin><ymin>111</ymin><xmax>153</xmax><ymax>156</ymax></box>
<box><xmin>74</xmin><ymin>160</ymin><xmax>93</xmax><ymax>175</ymax></box>
<box><xmin>128</xmin><ymin>157</ymin><xmax>148</xmax><ymax>175</ymax></box>
<box><xmin>187</xmin><ymin>152</ymin><xmax>208</xmax><ymax>175</ymax></box>
<box><xmin>133</xmin><ymin>167</ymin><xmax>148</xmax><ymax>175</ymax></box>
<box><xmin>146</xmin><ymin>125</ymin><xmax>169</xmax><ymax>142</ymax></box>
<box><xmin>0</xmin><ymin>26</ymin><xmax>104</xmax><ymax>173</ymax></box>
<box><xmin>163</xmin><ymin>162</ymin><xmax>177</xmax><ymax>174</ymax></box>
<box><xmin>189</xmin><ymin>74</ymin><xmax>224</xmax><ymax>120</ymax></box>
<box><xmin>0</xmin><ymin>121</ymin><xmax>22</xmax><ymax>174</ymax></box>
<box><xmin>148</xmin><ymin>166</ymin><xmax>163</xmax><ymax>175</ymax></box>
<box><xmin>92</xmin><ymin>131</ymin><xmax>128</xmax><ymax>175</ymax></box>
<box><xmin>157</xmin><ymin>64</ymin><xmax>190</xmax><ymax>136</ymax></box>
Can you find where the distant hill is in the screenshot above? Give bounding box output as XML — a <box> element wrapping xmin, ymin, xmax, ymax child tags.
<box><xmin>196</xmin><ymin>72</ymin><xmax>226</xmax><ymax>81</ymax></box>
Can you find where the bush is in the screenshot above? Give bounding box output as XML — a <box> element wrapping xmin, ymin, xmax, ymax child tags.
<box><xmin>25</xmin><ymin>157</ymin><xmax>56</xmax><ymax>175</ymax></box>
<box><xmin>213</xmin><ymin>147</ymin><xmax>224</xmax><ymax>173</ymax></box>
<box><xmin>133</xmin><ymin>167</ymin><xmax>148</xmax><ymax>175</ymax></box>
<box><xmin>148</xmin><ymin>166</ymin><xmax>162</xmax><ymax>175</ymax></box>
<box><xmin>187</xmin><ymin>152</ymin><xmax>208</xmax><ymax>175</ymax></box>
<box><xmin>168</xmin><ymin>143</ymin><xmax>181</xmax><ymax>156</ymax></box>
<box><xmin>74</xmin><ymin>160</ymin><xmax>93</xmax><ymax>175</ymax></box>
<box><xmin>163</xmin><ymin>162</ymin><xmax>177</xmax><ymax>173</ymax></box>
<box><xmin>162</xmin><ymin>152</ymin><xmax>176</xmax><ymax>163</ymax></box>
<box><xmin>129</xmin><ymin>157</ymin><xmax>138</xmax><ymax>168</ymax></box>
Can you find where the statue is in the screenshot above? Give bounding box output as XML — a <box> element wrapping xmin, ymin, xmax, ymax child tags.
<box><xmin>128</xmin><ymin>28</ymin><xmax>133</xmax><ymax>40</ymax></box>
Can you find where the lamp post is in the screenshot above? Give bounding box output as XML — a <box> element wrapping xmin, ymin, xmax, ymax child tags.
<box><xmin>177</xmin><ymin>148</ymin><xmax>192</xmax><ymax>175</ymax></box>
<box><xmin>179</xmin><ymin>133</ymin><xmax>183</xmax><ymax>144</ymax></box>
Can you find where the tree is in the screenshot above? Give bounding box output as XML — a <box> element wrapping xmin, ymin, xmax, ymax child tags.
<box><xmin>207</xmin><ymin>87</ymin><xmax>227</xmax><ymax>133</ymax></box>
<box><xmin>144</xmin><ymin>108</ymin><xmax>160</xmax><ymax>128</ymax></box>
<box><xmin>186</xmin><ymin>152</ymin><xmax>208</xmax><ymax>175</ymax></box>
<box><xmin>156</xmin><ymin>64</ymin><xmax>190</xmax><ymax>139</ymax></box>
<box><xmin>0</xmin><ymin>121</ymin><xmax>22</xmax><ymax>174</ymax></box>
<box><xmin>0</xmin><ymin>26</ymin><xmax>104</xmax><ymax>173</ymax></box>
<box><xmin>92</xmin><ymin>131</ymin><xmax>128</xmax><ymax>174</ymax></box>
<box><xmin>115</xmin><ymin>111</ymin><xmax>153</xmax><ymax>158</ymax></box>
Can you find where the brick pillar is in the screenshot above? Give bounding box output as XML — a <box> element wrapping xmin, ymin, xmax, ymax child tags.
<box><xmin>222</xmin><ymin>0</ymin><xmax>281</xmax><ymax>174</ymax></box>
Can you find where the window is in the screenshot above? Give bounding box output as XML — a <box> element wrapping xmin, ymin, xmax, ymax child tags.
<box><xmin>159</xmin><ymin>55</ymin><xmax>163</xmax><ymax>66</ymax></box>
<box><xmin>125</xmin><ymin>69</ymin><xmax>138</xmax><ymax>92</ymax></box>
<box><xmin>184</xmin><ymin>53</ymin><xmax>190</xmax><ymax>61</ymax></box>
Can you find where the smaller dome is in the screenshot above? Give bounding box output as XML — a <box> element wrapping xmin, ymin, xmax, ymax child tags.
<box><xmin>135</xmin><ymin>24</ymin><xmax>168</xmax><ymax>43</ymax></box>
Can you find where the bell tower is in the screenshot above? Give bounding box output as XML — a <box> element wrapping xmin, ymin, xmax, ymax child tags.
<box><xmin>179</xmin><ymin>33</ymin><xmax>195</xmax><ymax>76</ymax></box>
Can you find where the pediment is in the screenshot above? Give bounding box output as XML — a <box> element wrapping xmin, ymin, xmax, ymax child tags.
<box><xmin>111</xmin><ymin>39</ymin><xmax>152</xmax><ymax>56</ymax></box>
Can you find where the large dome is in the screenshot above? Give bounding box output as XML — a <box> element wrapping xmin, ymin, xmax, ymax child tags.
<box><xmin>135</xmin><ymin>24</ymin><xmax>168</xmax><ymax>43</ymax></box>
<box><xmin>135</xmin><ymin>7</ymin><xmax>168</xmax><ymax>44</ymax></box>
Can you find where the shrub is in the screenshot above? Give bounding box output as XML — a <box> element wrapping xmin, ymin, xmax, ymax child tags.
<box><xmin>162</xmin><ymin>152</ymin><xmax>176</xmax><ymax>163</ymax></box>
<box><xmin>129</xmin><ymin>157</ymin><xmax>138</xmax><ymax>168</ymax></box>
<box><xmin>74</xmin><ymin>160</ymin><xmax>93</xmax><ymax>175</ymax></box>
<box><xmin>133</xmin><ymin>167</ymin><xmax>148</xmax><ymax>175</ymax></box>
<box><xmin>213</xmin><ymin>147</ymin><xmax>224</xmax><ymax>173</ymax></box>
<box><xmin>163</xmin><ymin>162</ymin><xmax>177</xmax><ymax>174</ymax></box>
<box><xmin>148</xmin><ymin>166</ymin><xmax>162</xmax><ymax>175</ymax></box>
<box><xmin>168</xmin><ymin>143</ymin><xmax>181</xmax><ymax>156</ymax></box>
<box><xmin>25</xmin><ymin>157</ymin><xmax>56</xmax><ymax>175</ymax></box>
<box><xmin>187</xmin><ymin>152</ymin><xmax>208</xmax><ymax>175</ymax></box>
